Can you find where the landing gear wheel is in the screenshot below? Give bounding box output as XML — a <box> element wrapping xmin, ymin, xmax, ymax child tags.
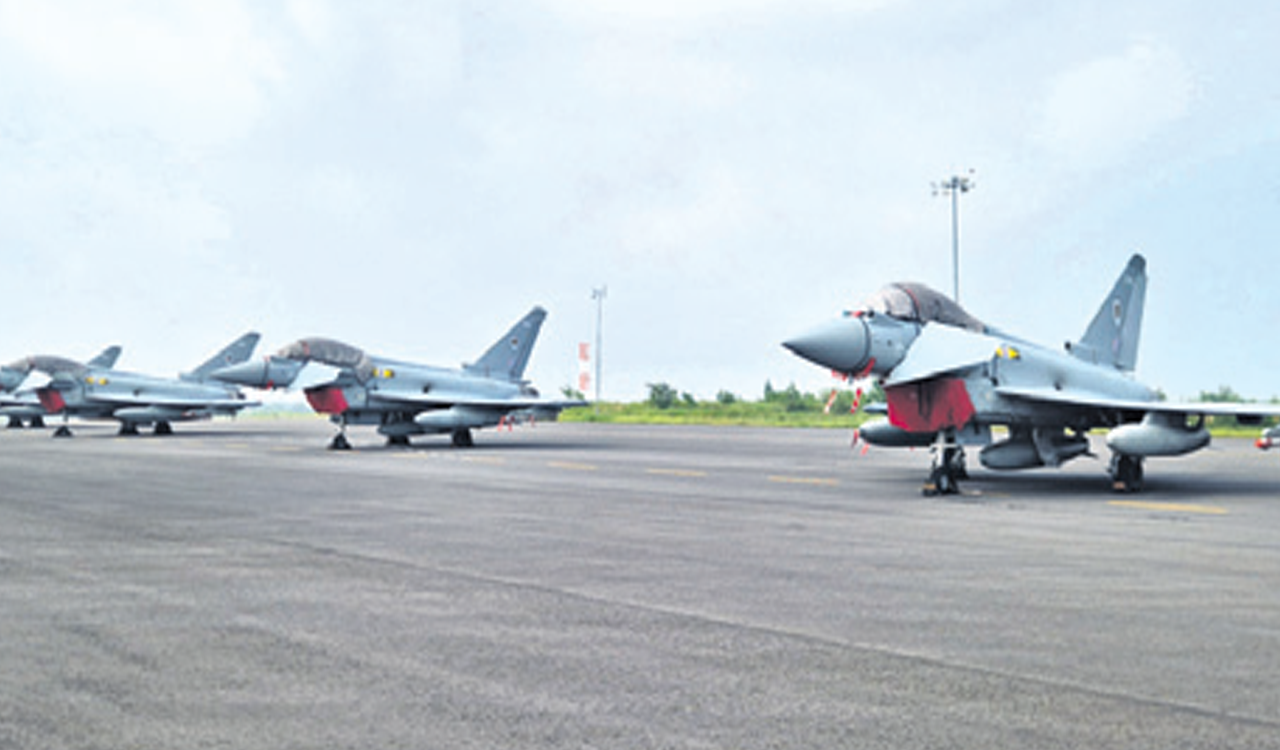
<box><xmin>923</xmin><ymin>435</ymin><xmax>965</xmax><ymax>497</ymax></box>
<box><xmin>329</xmin><ymin>432</ymin><xmax>352</xmax><ymax>451</ymax></box>
<box><xmin>118</xmin><ymin>423</ymin><xmax>140</xmax><ymax>437</ymax></box>
<box><xmin>6</xmin><ymin>417</ymin><xmax>21</xmax><ymax>429</ymax></box>
<box><xmin>451</xmin><ymin>429</ymin><xmax>474</xmax><ymax>448</ymax></box>
<box><xmin>1109</xmin><ymin>454</ymin><xmax>1144</xmax><ymax>493</ymax></box>
<box><xmin>53</xmin><ymin>425</ymin><xmax>73</xmax><ymax>438</ymax></box>
<box><xmin>30</xmin><ymin>416</ymin><xmax>45</xmax><ymax>429</ymax></box>
<box><xmin>923</xmin><ymin>465</ymin><xmax>960</xmax><ymax>497</ymax></box>
<box><xmin>154</xmin><ymin>422</ymin><xmax>173</xmax><ymax>436</ymax></box>
<box><xmin>386</xmin><ymin>435</ymin><xmax>411</xmax><ymax>448</ymax></box>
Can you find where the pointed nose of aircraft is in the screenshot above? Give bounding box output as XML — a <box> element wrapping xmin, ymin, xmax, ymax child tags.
<box><xmin>0</xmin><ymin>367</ymin><xmax>24</xmax><ymax>393</ymax></box>
<box><xmin>782</xmin><ymin>316</ymin><xmax>871</xmax><ymax>374</ymax></box>
<box><xmin>211</xmin><ymin>357</ymin><xmax>304</xmax><ymax>389</ymax></box>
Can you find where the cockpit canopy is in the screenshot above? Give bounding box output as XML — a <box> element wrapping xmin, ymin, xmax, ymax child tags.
<box><xmin>22</xmin><ymin>355</ymin><xmax>88</xmax><ymax>377</ymax></box>
<box><xmin>276</xmin><ymin>338</ymin><xmax>374</xmax><ymax>375</ymax></box>
<box><xmin>861</xmin><ymin>282</ymin><xmax>986</xmax><ymax>332</ymax></box>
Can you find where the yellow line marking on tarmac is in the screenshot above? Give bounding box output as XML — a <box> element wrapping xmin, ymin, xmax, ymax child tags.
<box><xmin>1108</xmin><ymin>500</ymin><xmax>1229</xmax><ymax>515</ymax></box>
<box><xmin>549</xmin><ymin>461</ymin><xmax>597</xmax><ymax>472</ymax></box>
<box><xmin>462</xmin><ymin>456</ymin><xmax>507</xmax><ymax>465</ymax></box>
<box><xmin>646</xmin><ymin>468</ymin><xmax>708</xmax><ymax>478</ymax></box>
<box><xmin>768</xmin><ymin>475</ymin><xmax>839</xmax><ymax>487</ymax></box>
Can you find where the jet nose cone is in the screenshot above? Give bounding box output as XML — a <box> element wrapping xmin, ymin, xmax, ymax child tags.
<box><xmin>211</xmin><ymin>358</ymin><xmax>306</xmax><ymax>389</ymax></box>
<box><xmin>209</xmin><ymin>359</ymin><xmax>266</xmax><ymax>387</ymax></box>
<box><xmin>782</xmin><ymin>316</ymin><xmax>871</xmax><ymax>374</ymax></box>
<box><xmin>0</xmin><ymin>368</ymin><xmax>23</xmax><ymax>393</ymax></box>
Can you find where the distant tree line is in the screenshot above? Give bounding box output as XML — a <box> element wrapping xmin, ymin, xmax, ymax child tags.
<box><xmin>643</xmin><ymin>380</ymin><xmax>885</xmax><ymax>414</ymax></box>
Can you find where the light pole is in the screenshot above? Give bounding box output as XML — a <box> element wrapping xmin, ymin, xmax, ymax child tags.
<box><xmin>591</xmin><ymin>286</ymin><xmax>606</xmax><ymax>411</ymax></box>
<box><xmin>932</xmin><ymin>171</ymin><xmax>975</xmax><ymax>304</ymax></box>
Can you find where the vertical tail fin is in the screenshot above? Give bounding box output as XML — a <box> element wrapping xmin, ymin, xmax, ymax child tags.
<box><xmin>1068</xmin><ymin>254</ymin><xmax>1146</xmax><ymax>372</ymax></box>
<box><xmin>85</xmin><ymin>345</ymin><xmax>123</xmax><ymax>370</ymax></box>
<box><xmin>464</xmin><ymin>307</ymin><xmax>547</xmax><ymax>382</ymax></box>
<box><xmin>184</xmin><ymin>332</ymin><xmax>261</xmax><ymax>382</ymax></box>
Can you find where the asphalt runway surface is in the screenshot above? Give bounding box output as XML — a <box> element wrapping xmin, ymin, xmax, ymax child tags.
<box><xmin>2</xmin><ymin>418</ymin><xmax>1279</xmax><ymax>748</ymax></box>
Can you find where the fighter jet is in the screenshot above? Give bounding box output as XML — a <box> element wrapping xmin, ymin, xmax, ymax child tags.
<box><xmin>33</xmin><ymin>333</ymin><xmax>261</xmax><ymax>437</ymax></box>
<box><xmin>1</xmin><ymin>345</ymin><xmax>123</xmax><ymax>428</ymax></box>
<box><xmin>1256</xmin><ymin>425</ymin><xmax>1280</xmax><ymax>450</ymax></box>
<box><xmin>784</xmin><ymin>254</ymin><xmax>1280</xmax><ymax>494</ymax></box>
<box><xmin>213</xmin><ymin>307</ymin><xmax>586</xmax><ymax>449</ymax></box>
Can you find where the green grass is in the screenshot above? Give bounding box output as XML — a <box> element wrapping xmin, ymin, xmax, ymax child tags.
<box><xmin>560</xmin><ymin>402</ymin><xmax>1273</xmax><ymax>437</ymax></box>
<box><xmin>562</xmin><ymin>402</ymin><xmax>872</xmax><ymax>429</ymax></box>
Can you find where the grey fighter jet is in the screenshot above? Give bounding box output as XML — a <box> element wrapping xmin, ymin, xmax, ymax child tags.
<box><xmin>1</xmin><ymin>345</ymin><xmax>123</xmax><ymax>428</ymax></box>
<box><xmin>33</xmin><ymin>333</ymin><xmax>261</xmax><ymax>437</ymax></box>
<box><xmin>784</xmin><ymin>254</ymin><xmax>1280</xmax><ymax>494</ymax></box>
<box><xmin>213</xmin><ymin>307</ymin><xmax>586</xmax><ymax>449</ymax></box>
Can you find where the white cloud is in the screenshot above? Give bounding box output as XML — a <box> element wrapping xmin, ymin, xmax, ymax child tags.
<box><xmin>618</xmin><ymin>166</ymin><xmax>752</xmax><ymax>268</ymax></box>
<box><xmin>1037</xmin><ymin>38</ymin><xmax>1196</xmax><ymax>166</ymax></box>
<box><xmin>0</xmin><ymin>0</ymin><xmax>283</xmax><ymax>146</ymax></box>
<box><xmin>286</xmin><ymin>0</ymin><xmax>336</xmax><ymax>47</ymax></box>
<box><xmin>579</xmin><ymin>33</ymin><xmax>746</xmax><ymax>110</ymax></box>
<box><xmin>541</xmin><ymin>0</ymin><xmax>896</xmax><ymax>25</ymax></box>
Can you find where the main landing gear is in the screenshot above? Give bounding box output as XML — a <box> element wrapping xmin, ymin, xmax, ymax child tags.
<box><xmin>6</xmin><ymin>417</ymin><xmax>45</xmax><ymax>429</ymax></box>
<box><xmin>1109</xmin><ymin>453</ymin><xmax>1144</xmax><ymax>493</ymax></box>
<box><xmin>451</xmin><ymin>429</ymin><xmax>474</xmax><ymax>448</ymax></box>
<box><xmin>116</xmin><ymin>422</ymin><xmax>172</xmax><ymax>437</ymax></box>
<box><xmin>328</xmin><ymin>416</ymin><xmax>352</xmax><ymax>451</ymax></box>
<box><xmin>922</xmin><ymin>429</ymin><xmax>967</xmax><ymax>497</ymax></box>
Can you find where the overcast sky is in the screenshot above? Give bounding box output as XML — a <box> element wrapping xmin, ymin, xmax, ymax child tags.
<box><xmin>3</xmin><ymin>0</ymin><xmax>1279</xmax><ymax>402</ymax></box>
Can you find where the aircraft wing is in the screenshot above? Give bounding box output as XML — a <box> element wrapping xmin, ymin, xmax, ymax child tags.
<box><xmin>83</xmin><ymin>393</ymin><xmax>260</xmax><ymax>410</ymax></box>
<box><xmin>996</xmin><ymin>386</ymin><xmax>1280</xmax><ymax>419</ymax></box>
<box><xmin>369</xmin><ymin>390</ymin><xmax>586</xmax><ymax>411</ymax></box>
<box><xmin>884</xmin><ymin>324</ymin><xmax>1003</xmax><ymax>387</ymax></box>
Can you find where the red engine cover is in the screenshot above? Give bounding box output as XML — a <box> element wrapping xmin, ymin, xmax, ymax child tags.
<box><xmin>886</xmin><ymin>378</ymin><xmax>975</xmax><ymax>434</ymax></box>
<box><xmin>305</xmin><ymin>386</ymin><xmax>350</xmax><ymax>415</ymax></box>
<box><xmin>36</xmin><ymin>388</ymin><xmax>66</xmax><ymax>414</ymax></box>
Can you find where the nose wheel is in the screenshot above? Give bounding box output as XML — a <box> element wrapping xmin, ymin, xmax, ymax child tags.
<box><xmin>328</xmin><ymin>416</ymin><xmax>352</xmax><ymax>450</ymax></box>
<box><xmin>923</xmin><ymin>430</ymin><xmax>965</xmax><ymax>497</ymax></box>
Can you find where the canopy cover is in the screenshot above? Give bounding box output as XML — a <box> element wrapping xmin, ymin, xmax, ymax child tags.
<box><xmin>862</xmin><ymin>283</ymin><xmax>986</xmax><ymax>332</ymax></box>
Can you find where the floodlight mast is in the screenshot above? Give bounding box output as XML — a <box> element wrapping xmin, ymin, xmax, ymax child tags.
<box><xmin>591</xmin><ymin>286</ymin><xmax>606</xmax><ymax>413</ymax></box>
<box><xmin>932</xmin><ymin>171</ymin><xmax>975</xmax><ymax>304</ymax></box>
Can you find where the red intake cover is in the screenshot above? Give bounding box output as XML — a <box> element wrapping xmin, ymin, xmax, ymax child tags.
<box><xmin>36</xmin><ymin>388</ymin><xmax>66</xmax><ymax>414</ymax></box>
<box><xmin>886</xmin><ymin>378</ymin><xmax>975</xmax><ymax>434</ymax></box>
<box><xmin>305</xmin><ymin>386</ymin><xmax>350</xmax><ymax>415</ymax></box>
